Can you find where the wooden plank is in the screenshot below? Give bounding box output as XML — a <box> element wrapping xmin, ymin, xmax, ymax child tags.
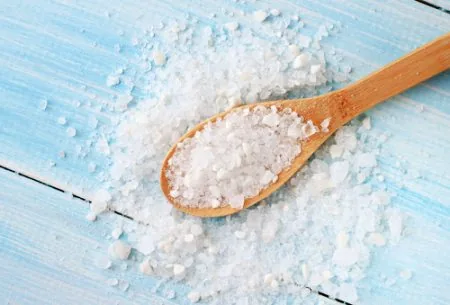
<box><xmin>0</xmin><ymin>0</ymin><xmax>449</xmax><ymax>304</ymax></box>
<box><xmin>0</xmin><ymin>169</ymin><xmax>188</xmax><ymax>305</ymax></box>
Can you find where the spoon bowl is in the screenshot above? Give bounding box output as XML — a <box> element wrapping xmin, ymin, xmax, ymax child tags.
<box><xmin>161</xmin><ymin>33</ymin><xmax>450</xmax><ymax>217</ymax></box>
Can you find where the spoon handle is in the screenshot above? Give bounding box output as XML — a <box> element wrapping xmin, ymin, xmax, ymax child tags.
<box><xmin>337</xmin><ymin>32</ymin><xmax>450</xmax><ymax>123</ymax></box>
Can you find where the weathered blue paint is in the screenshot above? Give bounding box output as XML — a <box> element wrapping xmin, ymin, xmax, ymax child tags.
<box><xmin>0</xmin><ymin>0</ymin><xmax>449</xmax><ymax>304</ymax></box>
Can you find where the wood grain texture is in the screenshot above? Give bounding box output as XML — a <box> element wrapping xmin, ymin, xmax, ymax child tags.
<box><xmin>0</xmin><ymin>0</ymin><xmax>449</xmax><ymax>304</ymax></box>
<box><xmin>424</xmin><ymin>0</ymin><xmax>450</xmax><ymax>11</ymax></box>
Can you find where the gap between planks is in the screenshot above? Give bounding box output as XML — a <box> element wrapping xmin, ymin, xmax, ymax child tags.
<box><xmin>0</xmin><ymin>164</ymin><xmax>132</xmax><ymax>221</ymax></box>
<box><xmin>413</xmin><ymin>0</ymin><xmax>450</xmax><ymax>14</ymax></box>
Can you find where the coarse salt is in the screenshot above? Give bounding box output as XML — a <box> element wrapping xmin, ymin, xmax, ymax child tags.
<box><xmin>253</xmin><ymin>10</ymin><xmax>268</xmax><ymax>22</ymax></box>
<box><xmin>84</xmin><ymin>8</ymin><xmax>406</xmax><ymax>305</ymax></box>
<box><xmin>166</xmin><ymin>106</ymin><xmax>318</xmax><ymax>208</ymax></box>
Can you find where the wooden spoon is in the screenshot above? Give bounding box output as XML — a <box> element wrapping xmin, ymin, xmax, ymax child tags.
<box><xmin>160</xmin><ymin>32</ymin><xmax>450</xmax><ymax>218</ymax></box>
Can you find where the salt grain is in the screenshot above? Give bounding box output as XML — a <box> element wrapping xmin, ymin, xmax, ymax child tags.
<box><xmin>111</xmin><ymin>228</ymin><xmax>123</xmax><ymax>240</ymax></box>
<box><xmin>367</xmin><ymin>232</ymin><xmax>386</xmax><ymax>246</ymax></box>
<box><xmin>108</xmin><ymin>240</ymin><xmax>131</xmax><ymax>260</ymax></box>
<box><xmin>167</xmin><ymin>106</ymin><xmax>316</xmax><ymax>208</ymax></box>
<box><xmin>152</xmin><ymin>50</ymin><xmax>166</xmax><ymax>65</ymax></box>
<box><xmin>188</xmin><ymin>291</ymin><xmax>201</xmax><ymax>303</ymax></box>
<box><xmin>57</xmin><ymin>116</ymin><xmax>67</xmax><ymax>125</ymax></box>
<box><xmin>362</xmin><ymin>117</ymin><xmax>371</xmax><ymax>130</ymax></box>
<box><xmin>292</xmin><ymin>54</ymin><xmax>309</xmax><ymax>69</ymax></box>
<box><xmin>270</xmin><ymin>9</ymin><xmax>281</xmax><ymax>16</ymax></box>
<box><xmin>107</xmin><ymin>278</ymin><xmax>119</xmax><ymax>286</ymax></box>
<box><xmin>332</xmin><ymin>248</ymin><xmax>359</xmax><ymax>267</ymax></box>
<box><xmin>95</xmin><ymin>255</ymin><xmax>112</xmax><ymax>269</ymax></box>
<box><xmin>224</xmin><ymin>22</ymin><xmax>239</xmax><ymax>32</ymax></box>
<box><xmin>253</xmin><ymin>10</ymin><xmax>268</xmax><ymax>22</ymax></box>
<box><xmin>107</xmin><ymin>75</ymin><xmax>120</xmax><ymax>87</ymax></box>
<box><xmin>400</xmin><ymin>269</ymin><xmax>412</xmax><ymax>280</ymax></box>
<box><xmin>85</xmin><ymin>212</ymin><xmax>96</xmax><ymax>222</ymax></box>
<box><xmin>173</xmin><ymin>264</ymin><xmax>186</xmax><ymax>276</ymax></box>
<box><xmin>39</xmin><ymin>99</ymin><xmax>48</xmax><ymax>110</ymax></box>
<box><xmin>66</xmin><ymin>127</ymin><xmax>77</xmax><ymax>137</ymax></box>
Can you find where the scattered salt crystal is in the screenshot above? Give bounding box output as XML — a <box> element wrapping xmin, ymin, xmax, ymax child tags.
<box><xmin>66</xmin><ymin>127</ymin><xmax>77</xmax><ymax>137</ymax></box>
<box><xmin>190</xmin><ymin>224</ymin><xmax>203</xmax><ymax>236</ymax></box>
<box><xmin>253</xmin><ymin>10</ymin><xmax>268</xmax><ymax>22</ymax></box>
<box><xmin>172</xmin><ymin>264</ymin><xmax>186</xmax><ymax>277</ymax></box>
<box><xmin>116</xmin><ymin>95</ymin><xmax>133</xmax><ymax>110</ymax></box>
<box><xmin>139</xmin><ymin>259</ymin><xmax>153</xmax><ymax>275</ymax></box>
<box><xmin>356</xmin><ymin>153</ymin><xmax>377</xmax><ymax>168</ymax></box>
<box><xmin>184</xmin><ymin>234</ymin><xmax>194</xmax><ymax>243</ymax></box>
<box><xmin>338</xmin><ymin>283</ymin><xmax>358</xmax><ymax>302</ymax></box>
<box><xmin>166</xmin><ymin>290</ymin><xmax>176</xmax><ymax>299</ymax></box>
<box><xmin>106</xmin><ymin>75</ymin><xmax>120</xmax><ymax>87</ymax></box>
<box><xmin>152</xmin><ymin>50</ymin><xmax>166</xmax><ymax>65</ymax></box>
<box><xmin>187</xmin><ymin>291</ymin><xmax>200</xmax><ymax>303</ymax></box>
<box><xmin>137</xmin><ymin>235</ymin><xmax>155</xmax><ymax>255</ymax></box>
<box><xmin>90</xmin><ymin>200</ymin><xmax>107</xmax><ymax>216</ymax></box>
<box><xmin>270</xmin><ymin>279</ymin><xmax>279</xmax><ymax>289</ymax></box>
<box><xmin>88</xmin><ymin>116</ymin><xmax>98</xmax><ymax>129</ymax></box>
<box><xmin>292</xmin><ymin>54</ymin><xmax>309</xmax><ymax>69</ymax></box>
<box><xmin>270</xmin><ymin>9</ymin><xmax>281</xmax><ymax>16</ymax></box>
<box><xmin>362</xmin><ymin>117</ymin><xmax>371</xmax><ymax>130</ymax></box>
<box><xmin>329</xmin><ymin>145</ymin><xmax>343</xmax><ymax>159</ymax></box>
<box><xmin>93</xmin><ymin>189</ymin><xmax>112</xmax><ymax>203</ymax></box>
<box><xmin>332</xmin><ymin>248</ymin><xmax>359</xmax><ymax>267</ymax></box>
<box><xmin>322</xmin><ymin>270</ymin><xmax>333</xmax><ymax>281</ymax></box>
<box><xmin>95</xmin><ymin>256</ymin><xmax>112</xmax><ymax>269</ymax></box>
<box><xmin>119</xmin><ymin>280</ymin><xmax>129</xmax><ymax>292</ymax></box>
<box><xmin>109</xmin><ymin>240</ymin><xmax>131</xmax><ymax>260</ymax></box>
<box><xmin>330</xmin><ymin>161</ymin><xmax>349</xmax><ymax>184</ymax></box>
<box><xmin>400</xmin><ymin>269</ymin><xmax>412</xmax><ymax>280</ymax></box>
<box><xmin>107</xmin><ymin>278</ymin><xmax>119</xmax><ymax>286</ymax></box>
<box><xmin>111</xmin><ymin>228</ymin><xmax>123</xmax><ymax>240</ymax></box>
<box><xmin>288</xmin><ymin>45</ymin><xmax>301</xmax><ymax>56</ymax></box>
<box><xmin>224</xmin><ymin>22</ymin><xmax>239</xmax><ymax>32</ymax></box>
<box><xmin>234</xmin><ymin>230</ymin><xmax>246</xmax><ymax>239</ymax></box>
<box><xmin>264</xmin><ymin>273</ymin><xmax>275</xmax><ymax>285</ymax></box>
<box><xmin>301</xmin><ymin>263</ymin><xmax>309</xmax><ymax>280</ymax></box>
<box><xmin>85</xmin><ymin>212</ymin><xmax>96</xmax><ymax>222</ymax></box>
<box><xmin>57</xmin><ymin>116</ymin><xmax>67</xmax><ymax>125</ymax></box>
<box><xmin>310</xmin><ymin>64</ymin><xmax>321</xmax><ymax>75</ymax></box>
<box><xmin>298</xmin><ymin>35</ymin><xmax>312</xmax><ymax>48</ymax></box>
<box><xmin>336</xmin><ymin>231</ymin><xmax>349</xmax><ymax>248</ymax></box>
<box><xmin>367</xmin><ymin>232</ymin><xmax>386</xmax><ymax>246</ymax></box>
<box><xmin>39</xmin><ymin>99</ymin><xmax>48</xmax><ymax>110</ymax></box>
<box><xmin>88</xmin><ymin>162</ymin><xmax>97</xmax><ymax>173</ymax></box>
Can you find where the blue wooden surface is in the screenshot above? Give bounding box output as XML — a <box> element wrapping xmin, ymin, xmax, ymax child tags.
<box><xmin>0</xmin><ymin>0</ymin><xmax>449</xmax><ymax>304</ymax></box>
